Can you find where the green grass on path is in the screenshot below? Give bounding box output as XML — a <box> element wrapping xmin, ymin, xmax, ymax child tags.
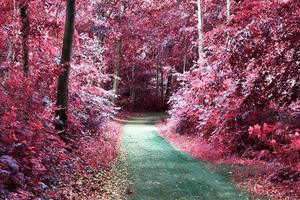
<box><xmin>120</xmin><ymin>115</ymin><xmax>259</xmax><ymax>200</ymax></box>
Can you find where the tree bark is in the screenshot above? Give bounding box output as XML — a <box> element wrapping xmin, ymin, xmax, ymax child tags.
<box><xmin>112</xmin><ymin>39</ymin><xmax>122</xmax><ymax>101</ymax></box>
<box><xmin>6</xmin><ymin>41</ymin><xmax>15</xmax><ymax>63</ymax></box>
<box><xmin>156</xmin><ymin>65</ymin><xmax>160</xmax><ymax>104</ymax></box>
<box><xmin>226</xmin><ymin>0</ymin><xmax>231</xmax><ymax>21</ymax></box>
<box><xmin>112</xmin><ymin>0</ymin><xmax>126</xmax><ymax>103</ymax></box>
<box><xmin>130</xmin><ymin>65</ymin><xmax>136</xmax><ymax>105</ymax></box>
<box><xmin>183</xmin><ymin>37</ymin><xmax>188</xmax><ymax>73</ymax></box>
<box><xmin>20</xmin><ymin>4</ymin><xmax>30</xmax><ymax>74</ymax></box>
<box><xmin>55</xmin><ymin>0</ymin><xmax>76</xmax><ymax>131</ymax></box>
<box><xmin>197</xmin><ymin>0</ymin><xmax>204</xmax><ymax>58</ymax></box>
<box><xmin>160</xmin><ymin>68</ymin><xmax>164</xmax><ymax>104</ymax></box>
<box><xmin>165</xmin><ymin>72</ymin><xmax>173</xmax><ymax>103</ymax></box>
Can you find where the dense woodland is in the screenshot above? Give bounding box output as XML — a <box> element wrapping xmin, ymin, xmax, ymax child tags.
<box><xmin>0</xmin><ymin>0</ymin><xmax>299</xmax><ymax>199</ymax></box>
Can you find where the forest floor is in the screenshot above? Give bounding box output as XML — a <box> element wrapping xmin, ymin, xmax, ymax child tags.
<box><xmin>119</xmin><ymin>114</ymin><xmax>266</xmax><ymax>200</ymax></box>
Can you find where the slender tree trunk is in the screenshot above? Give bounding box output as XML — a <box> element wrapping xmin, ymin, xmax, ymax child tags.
<box><xmin>160</xmin><ymin>68</ymin><xmax>164</xmax><ymax>104</ymax></box>
<box><xmin>6</xmin><ymin>42</ymin><xmax>14</xmax><ymax>63</ymax></box>
<box><xmin>55</xmin><ymin>0</ymin><xmax>76</xmax><ymax>131</ymax></box>
<box><xmin>165</xmin><ymin>72</ymin><xmax>173</xmax><ymax>103</ymax></box>
<box><xmin>20</xmin><ymin>3</ymin><xmax>31</xmax><ymax>122</ymax></box>
<box><xmin>9</xmin><ymin>0</ymin><xmax>17</xmax><ymax>64</ymax></box>
<box><xmin>130</xmin><ymin>65</ymin><xmax>135</xmax><ymax>105</ymax></box>
<box><xmin>130</xmin><ymin>89</ymin><xmax>135</xmax><ymax>105</ymax></box>
<box><xmin>112</xmin><ymin>0</ymin><xmax>126</xmax><ymax>103</ymax></box>
<box><xmin>20</xmin><ymin>4</ymin><xmax>30</xmax><ymax>74</ymax></box>
<box><xmin>197</xmin><ymin>0</ymin><xmax>204</xmax><ymax>58</ymax></box>
<box><xmin>226</xmin><ymin>0</ymin><xmax>231</xmax><ymax>21</ymax></box>
<box><xmin>183</xmin><ymin>37</ymin><xmax>187</xmax><ymax>73</ymax></box>
<box><xmin>112</xmin><ymin>39</ymin><xmax>122</xmax><ymax>102</ymax></box>
<box><xmin>156</xmin><ymin>65</ymin><xmax>160</xmax><ymax>104</ymax></box>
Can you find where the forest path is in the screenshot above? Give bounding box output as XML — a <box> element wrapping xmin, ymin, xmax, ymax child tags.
<box><xmin>120</xmin><ymin>114</ymin><xmax>251</xmax><ymax>200</ymax></box>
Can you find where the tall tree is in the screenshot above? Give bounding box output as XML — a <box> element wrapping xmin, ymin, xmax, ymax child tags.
<box><xmin>156</xmin><ymin>64</ymin><xmax>160</xmax><ymax>103</ymax></box>
<box><xmin>56</xmin><ymin>0</ymin><xmax>76</xmax><ymax>131</ymax></box>
<box><xmin>112</xmin><ymin>0</ymin><xmax>126</xmax><ymax>102</ymax></box>
<box><xmin>226</xmin><ymin>0</ymin><xmax>231</xmax><ymax>21</ymax></box>
<box><xmin>197</xmin><ymin>0</ymin><xmax>204</xmax><ymax>58</ymax></box>
<box><xmin>183</xmin><ymin>36</ymin><xmax>188</xmax><ymax>72</ymax></box>
<box><xmin>165</xmin><ymin>71</ymin><xmax>173</xmax><ymax>103</ymax></box>
<box><xmin>160</xmin><ymin>67</ymin><xmax>164</xmax><ymax>103</ymax></box>
<box><xmin>112</xmin><ymin>39</ymin><xmax>122</xmax><ymax>100</ymax></box>
<box><xmin>20</xmin><ymin>2</ymin><xmax>30</xmax><ymax>74</ymax></box>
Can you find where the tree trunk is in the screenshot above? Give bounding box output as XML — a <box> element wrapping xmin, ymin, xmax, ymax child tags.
<box><xmin>20</xmin><ymin>4</ymin><xmax>30</xmax><ymax>74</ymax></box>
<box><xmin>165</xmin><ymin>72</ymin><xmax>173</xmax><ymax>103</ymax></box>
<box><xmin>160</xmin><ymin>68</ymin><xmax>164</xmax><ymax>104</ymax></box>
<box><xmin>226</xmin><ymin>0</ymin><xmax>231</xmax><ymax>21</ymax></box>
<box><xmin>130</xmin><ymin>65</ymin><xmax>135</xmax><ymax>105</ymax></box>
<box><xmin>156</xmin><ymin>65</ymin><xmax>160</xmax><ymax>104</ymax></box>
<box><xmin>55</xmin><ymin>0</ymin><xmax>76</xmax><ymax>131</ymax></box>
<box><xmin>6</xmin><ymin>41</ymin><xmax>15</xmax><ymax>63</ymax></box>
<box><xmin>112</xmin><ymin>39</ymin><xmax>122</xmax><ymax>102</ymax></box>
<box><xmin>112</xmin><ymin>0</ymin><xmax>126</xmax><ymax>103</ymax></box>
<box><xmin>183</xmin><ymin>37</ymin><xmax>187</xmax><ymax>73</ymax></box>
<box><xmin>197</xmin><ymin>0</ymin><xmax>204</xmax><ymax>58</ymax></box>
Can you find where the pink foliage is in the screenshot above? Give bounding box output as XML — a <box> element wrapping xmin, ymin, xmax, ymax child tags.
<box><xmin>159</xmin><ymin>121</ymin><xmax>223</xmax><ymax>162</ymax></box>
<box><xmin>166</xmin><ymin>0</ymin><xmax>300</xmax><ymax>198</ymax></box>
<box><xmin>0</xmin><ymin>0</ymin><xmax>118</xmax><ymax>198</ymax></box>
<box><xmin>168</xmin><ymin>0</ymin><xmax>300</xmax><ymax>168</ymax></box>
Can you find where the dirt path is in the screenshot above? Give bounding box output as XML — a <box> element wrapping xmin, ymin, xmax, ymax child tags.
<box><xmin>121</xmin><ymin>115</ymin><xmax>253</xmax><ymax>200</ymax></box>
